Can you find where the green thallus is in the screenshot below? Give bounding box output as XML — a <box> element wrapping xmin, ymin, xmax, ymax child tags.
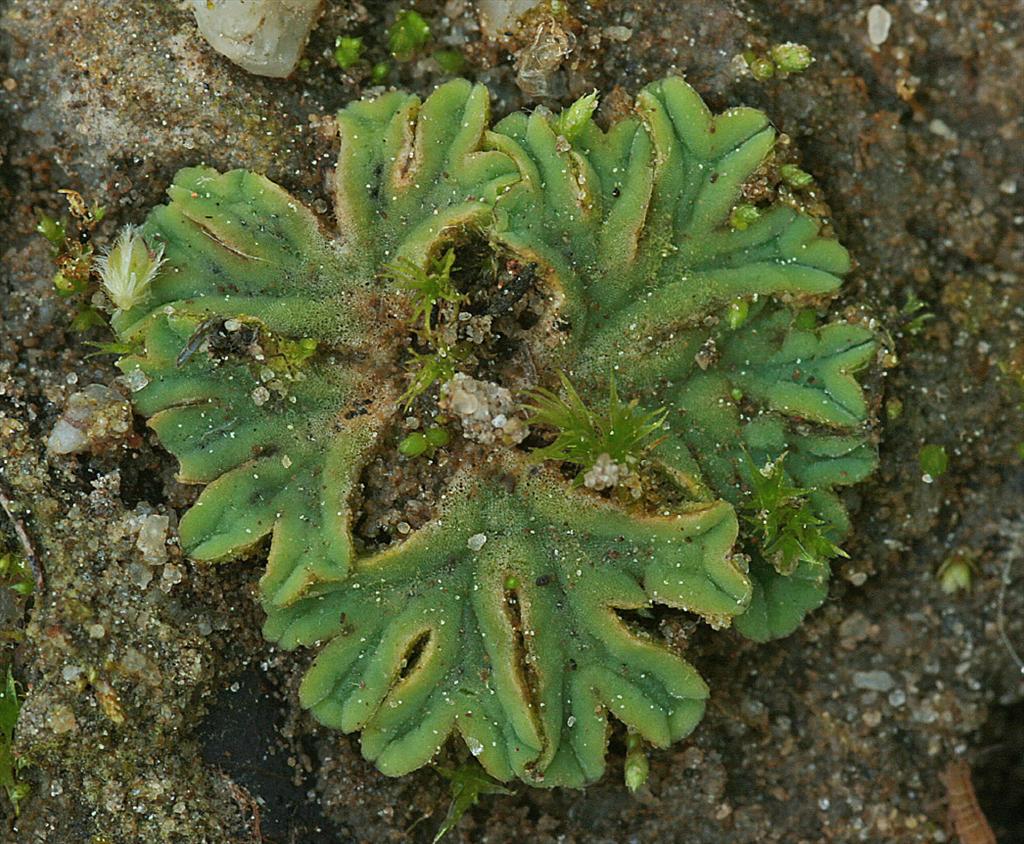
<box><xmin>105</xmin><ymin>78</ymin><xmax>876</xmax><ymax>789</ymax></box>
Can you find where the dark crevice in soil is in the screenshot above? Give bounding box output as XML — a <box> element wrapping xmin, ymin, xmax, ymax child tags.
<box><xmin>199</xmin><ymin>667</ymin><xmax>343</xmax><ymax>844</ymax></box>
<box><xmin>972</xmin><ymin>697</ymin><xmax>1024</xmax><ymax>842</ymax></box>
<box><xmin>116</xmin><ymin>443</ymin><xmax>171</xmax><ymax>509</ymax></box>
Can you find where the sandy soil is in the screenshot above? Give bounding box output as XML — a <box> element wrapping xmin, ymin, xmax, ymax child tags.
<box><xmin>0</xmin><ymin>2</ymin><xmax>1021</xmax><ymax>842</ymax></box>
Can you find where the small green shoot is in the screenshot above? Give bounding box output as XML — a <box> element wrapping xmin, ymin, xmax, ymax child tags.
<box><xmin>389</xmin><ymin>10</ymin><xmax>431</xmax><ymax>61</ymax></box>
<box><xmin>729</xmin><ymin>203</ymin><xmax>761</xmax><ymax>231</ymax></box>
<box><xmin>432</xmin><ymin>762</ymin><xmax>513</xmax><ymax>842</ymax></box>
<box><xmin>274</xmin><ymin>336</ymin><xmax>319</xmax><ymax>368</ymax></box>
<box><xmin>53</xmin><ymin>270</ymin><xmax>87</xmax><ymax>297</ymax></box>
<box><xmin>85</xmin><ymin>340</ymin><xmax>137</xmax><ymax>358</ymax></box>
<box><xmin>780</xmin><ymin>164</ymin><xmax>813</xmax><ymax>189</ymax></box>
<box><xmin>385</xmin><ymin>249</ymin><xmax>463</xmax><ymax>339</ymax></box>
<box><xmin>918</xmin><ymin>444</ymin><xmax>949</xmax><ymax>479</ymax></box>
<box><xmin>371</xmin><ymin>61</ymin><xmax>391</xmax><ymax>84</ymax></box>
<box><xmin>770</xmin><ymin>43</ymin><xmax>814</xmax><ymax>73</ymax></box>
<box><xmin>400</xmin><ymin>342</ymin><xmax>468</xmax><ymax>409</ymax></box>
<box><xmin>900</xmin><ymin>293</ymin><xmax>934</xmax><ymax>336</ymax></box>
<box><xmin>742</xmin><ymin>43</ymin><xmax>813</xmax><ymax>80</ymax></box>
<box><xmin>727</xmin><ymin>297</ymin><xmax>750</xmax><ymax>329</ymax></box>
<box><xmin>552</xmin><ymin>91</ymin><xmax>599</xmax><ymax>141</ymax></box>
<box><xmin>39</xmin><ymin>189</ymin><xmax>109</xmax><ymax>310</ymax></box>
<box><xmin>398</xmin><ymin>426</ymin><xmax>449</xmax><ymax>458</ymax></box>
<box><xmin>387</xmin><ymin>248</ymin><xmax>470</xmax><ymax>409</ymax></box>
<box><xmin>334</xmin><ymin>36</ymin><xmax>364</xmax><ymax>70</ymax></box>
<box><xmin>885</xmin><ymin>397</ymin><xmax>904</xmax><ymax>422</ymax></box>
<box><xmin>624</xmin><ymin>729</ymin><xmax>649</xmax><ymax>793</ymax></box>
<box><xmin>434</xmin><ymin>49</ymin><xmax>466</xmax><ymax>75</ymax></box>
<box><xmin>398</xmin><ymin>432</ymin><xmax>428</xmax><ymax>457</ymax></box>
<box><xmin>524</xmin><ymin>374</ymin><xmax>667</xmax><ymax>482</ymax></box>
<box><xmin>69</xmin><ymin>306</ymin><xmax>108</xmax><ymax>332</ymax></box>
<box><xmin>0</xmin><ymin>667</ymin><xmax>29</xmax><ymax>815</ymax></box>
<box><xmin>35</xmin><ymin>214</ymin><xmax>66</xmax><ymax>248</ymax></box>
<box><xmin>741</xmin><ymin>452</ymin><xmax>848</xmax><ymax>576</ymax></box>
<box><xmin>937</xmin><ymin>553</ymin><xmax>976</xmax><ymax>595</ymax></box>
<box><xmin>745</xmin><ymin>52</ymin><xmax>775</xmax><ymax>81</ymax></box>
<box><xmin>0</xmin><ymin>552</ymin><xmax>34</xmax><ymax>597</ymax></box>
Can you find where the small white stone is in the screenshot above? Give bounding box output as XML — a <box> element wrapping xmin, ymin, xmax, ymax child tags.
<box><xmin>136</xmin><ymin>514</ymin><xmax>170</xmax><ymax>565</ymax></box>
<box><xmin>191</xmin><ymin>0</ymin><xmax>322</xmax><ymax>78</ymax></box>
<box><xmin>603</xmin><ymin>25</ymin><xmax>633</xmax><ymax>42</ymax></box>
<box><xmin>160</xmin><ymin>563</ymin><xmax>184</xmax><ymax>593</ymax></box>
<box><xmin>853</xmin><ymin>670</ymin><xmax>895</xmax><ymax>692</ymax></box>
<box><xmin>467</xmin><ymin>533</ymin><xmax>487</xmax><ymax>552</ymax></box>
<box><xmin>123</xmin><ymin>368</ymin><xmax>150</xmax><ymax>393</ymax></box>
<box><xmin>928</xmin><ymin>118</ymin><xmax>957</xmax><ymax>141</ymax></box>
<box><xmin>438</xmin><ymin>373</ymin><xmax>528</xmax><ymax>446</ymax></box>
<box><xmin>477</xmin><ymin>0</ymin><xmax>543</xmax><ymax>39</ymax></box>
<box><xmin>451</xmin><ymin>390</ymin><xmax>480</xmax><ymax>416</ymax></box>
<box><xmin>46</xmin><ymin>419</ymin><xmax>88</xmax><ymax>455</ymax></box>
<box><xmin>47</xmin><ymin>384</ymin><xmax>132</xmax><ymax>455</ymax></box>
<box><xmin>129</xmin><ymin>561</ymin><xmax>154</xmax><ymax>589</ymax></box>
<box><xmin>583</xmin><ymin>453</ymin><xmax>626</xmax><ymax>491</ymax></box>
<box><xmin>867</xmin><ymin>5</ymin><xmax>892</xmax><ymax>46</ymax></box>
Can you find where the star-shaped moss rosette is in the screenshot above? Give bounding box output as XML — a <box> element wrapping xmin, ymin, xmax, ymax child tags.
<box><xmin>112</xmin><ymin>78</ymin><xmax>875</xmax><ymax>788</ymax></box>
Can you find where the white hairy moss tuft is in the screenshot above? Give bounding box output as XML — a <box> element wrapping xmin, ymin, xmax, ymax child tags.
<box><xmin>96</xmin><ymin>225</ymin><xmax>165</xmax><ymax>311</ymax></box>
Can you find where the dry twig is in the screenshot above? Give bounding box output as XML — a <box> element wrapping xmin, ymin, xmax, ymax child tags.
<box><xmin>940</xmin><ymin>760</ymin><xmax>996</xmax><ymax>844</ymax></box>
<box><xmin>223</xmin><ymin>774</ymin><xmax>264</xmax><ymax>844</ymax></box>
<box><xmin>996</xmin><ymin>555</ymin><xmax>1024</xmax><ymax>675</ymax></box>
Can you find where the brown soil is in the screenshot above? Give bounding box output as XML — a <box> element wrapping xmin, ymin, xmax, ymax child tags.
<box><xmin>1</xmin><ymin>1</ymin><xmax>1021</xmax><ymax>843</ymax></box>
